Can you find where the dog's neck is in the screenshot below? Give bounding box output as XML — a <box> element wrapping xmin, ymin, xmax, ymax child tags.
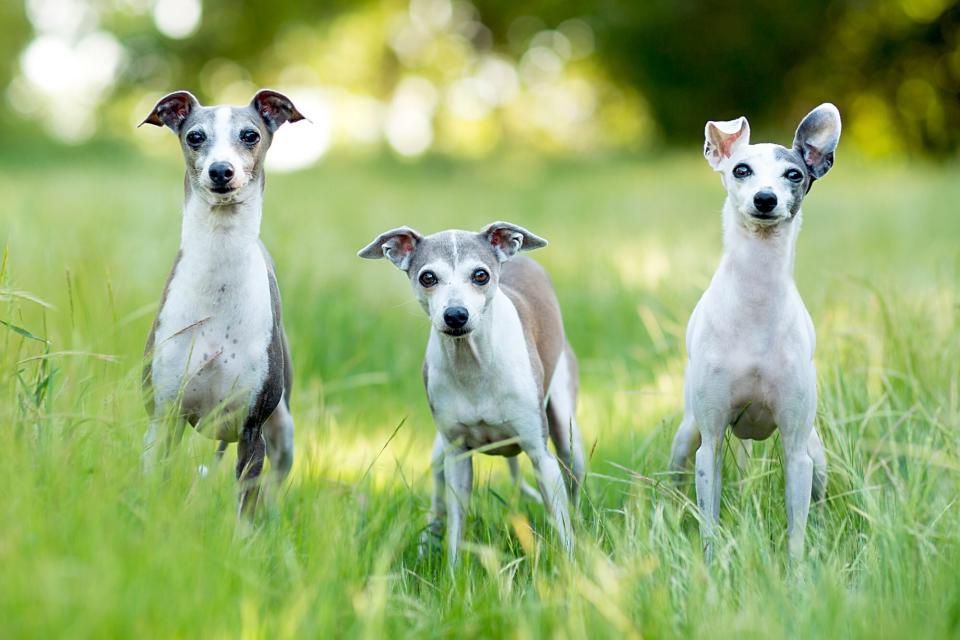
<box><xmin>720</xmin><ymin>197</ymin><xmax>801</xmax><ymax>281</ymax></box>
<box><xmin>432</xmin><ymin>290</ymin><xmax>508</xmax><ymax>380</ymax></box>
<box><xmin>716</xmin><ymin>197</ymin><xmax>802</xmax><ymax>311</ymax></box>
<box><xmin>180</xmin><ymin>183</ymin><xmax>263</xmax><ymax>251</ymax></box>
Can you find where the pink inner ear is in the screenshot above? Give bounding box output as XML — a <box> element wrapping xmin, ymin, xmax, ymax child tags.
<box><xmin>259</xmin><ymin>102</ymin><xmax>277</xmax><ymax>119</ymax></box>
<box><xmin>397</xmin><ymin>235</ymin><xmax>415</xmax><ymax>255</ymax></box>
<box><xmin>162</xmin><ymin>101</ymin><xmax>189</xmax><ymax>122</ymax></box>
<box><xmin>490</xmin><ymin>233</ymin><xmax>502</xmax><ymax>246</ymax></box>
<box><xmin>719</xmin><ymin>129</ymin><xmax>743</xmax><ymax>158</ymax></box>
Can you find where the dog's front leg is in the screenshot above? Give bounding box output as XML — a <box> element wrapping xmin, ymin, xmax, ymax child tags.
<box><xmin>236</xmin><ymin>425</ymin><xmax>266</xmax><ymax>519</ymax></box>
<box><xmin>419</xmin><ymin>433</ymin><xmax>447</xmax><ymax>556</ymax></box>
<box><xmin>780</xmin><ymin>412</ymin><xmax>816</xmax><ymax>561</ymax></box>
<box><xmin>263</xmin><ymin>395</ymin><xmax>295</xmax><ymax>485</ymax></box>
<box><xmin>521</xmin><ymin>419</ymin><xmax>574</xmax><ymax>555</ymax></box>
<box><xmin>694</xmin><ymin>416</ymin><xmax>724</xmax><ymax>561</ymax></box>
<box><xmin>443</xmin><ymin>440</ymin><xmax>472</xmax><ymax>569</ymax></box>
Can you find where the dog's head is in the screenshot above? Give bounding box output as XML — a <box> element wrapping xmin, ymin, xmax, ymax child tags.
<box><xmin>703</xmin><ymin>104</ymin><xmax>841</xmax><ymax>228</ymax></box>
<box><xmin>358</xmin><ymin>222</ymin><xmax>548</xmax><ymax>337</ymax></box>
<box><xmin>141</xmin><ymin>90</ymin><xmax>305</xmax><ymax>205</ymax></box>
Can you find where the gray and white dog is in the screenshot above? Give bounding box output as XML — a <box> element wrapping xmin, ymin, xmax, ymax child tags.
<box><xmin>140</xmin><ymin>89</ymin><xmax>303</xmax><ymax>516</ymax></box>
<box><xmin>670</xmin><ymin>104</ymin><xmax>841</xmax><ymax>559</ymax></box>
<box><xmin>359</xmin><ymin>223</ymin><xmax>585</xmax><ymax>565</ymax></box>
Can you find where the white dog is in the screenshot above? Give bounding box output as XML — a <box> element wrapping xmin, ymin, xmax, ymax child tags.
<box><xmin>670</xmin><ymin>104</ymin><xmax>841</xmax><ymax>559</ymax></box>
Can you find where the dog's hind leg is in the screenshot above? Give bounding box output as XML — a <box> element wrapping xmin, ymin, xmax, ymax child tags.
<box><xmin>670</xmin><ymin>413</ymin><xmax>700</xmax><ymax>483</ymax></box>
<box><xmin>546</xmin><ymin>346</ymin><xmax>585</xmax><ymax>508</ymax></box>
<box><xmin>263</xmin><ymin>392</ymin><xmax>295</xmax><ymax>485</ymax></box>
<box><xmin>808</xmin><ymin>426</ymin><xmax>827</xmax><ymax>503</ymax></box>
<box><xmin>198</xmin><ymin>440</ymin><xmax>228</xmax><ymax>479</ymax></box>
<box><xmin>731</xmin><ymin>437</ymin><xmax>752</xmax><ymax>477</ymax></box>
<box><xmin>236</xmin><ymin>426</ymin><xmax>266</xmax><ymax>519</ymax></box>
<box><xmin>507</xmin><ymin>456</ymin><xmax>543</xmax><ymax>504</ymax></box>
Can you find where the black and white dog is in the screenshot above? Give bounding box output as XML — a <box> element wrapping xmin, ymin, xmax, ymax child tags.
<box><xmin>140</xmin><ymin>90</ymin><xmax>303</xmax><ymax>515</ymax></box>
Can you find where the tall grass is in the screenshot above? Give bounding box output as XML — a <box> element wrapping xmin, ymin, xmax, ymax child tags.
<box><xmin>1</xmin><ymin>152</ymin><xmax>958</xmax><ymax>638</ymax></box>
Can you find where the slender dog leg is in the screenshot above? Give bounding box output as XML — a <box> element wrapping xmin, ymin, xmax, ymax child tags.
<box><xmin>443</xmin><ymin>443</ymin><xmax>473</xmax><ymax>568</ymax></box>
<box><xmin>236</xmin><ymin>427</ymin><xmax>266</xmax><ymax>519</ymax></box>
<box><xmin>263</xmin><ymin>394</ymin><xmax>295</xmax><ymax>485</ymax></box>
<box><xmin>694</xmin><ymin>426</ymin><xmax>723</xmax><ymax>561</ymax></box>
<box><xmin>524</xmin><ymin>429</ymin><xmax>573</xmax><ymax>555</ymax></box>
<box><xmin>783</xmin><ymin>435</ymin><xmax>814</xmax><ymax>560</ymax></box>
<box><xmin>420</xmin><ymin>433</ymin><xmax>447</xmax><ymax>555</ymax></box>
<box><xmin>214</xmin><ymin>439</ymin><xmax>228</xmax><ymax>463</ymax></box>
<box><xmin>670</xmin><ymin>413</ymin><xmax>701</xmax><ymax>482</ymax></box>
<box><xmin>545</xmin><ymin>349</ymin><xmax>585</xmax><ymax>508</ymax></box>
<box><xmin>547</xmin><ymin>409</ymin><xmax>585</xmax><ymax>509</ymax></box>
<box><xmin>808</xmin><ymin>426</ymin><xmax>827</xmax><ymax>502</ymax></box>
<box><xmin>732</xmin><ymin>437</ymin><xmax>753</xmax><ymax>481</ymax></box>
<box><xmin>507</xmin><ymin>456</ymin><xmax>543</xmax><ymax>503</ymax></box>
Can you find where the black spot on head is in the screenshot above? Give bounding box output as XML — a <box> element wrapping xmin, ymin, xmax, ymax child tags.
<box><xmin>219</xmin><ymin>285</ymin><xmax>226</xmax><ymax>293</ymax></box>
<box><xmin>231</xmin><ymin>353</ymin><xmax>236</xmax><ymax>359</ymax></box>
<box><xmin>774</xmin><ymin>145</ymin><xmax>811</xmax><ymax>214</ymax></box>
<box><xmin>232</xmin><ymin>339</ymin><xmax>237</xmax><ymax>344</ymax></box>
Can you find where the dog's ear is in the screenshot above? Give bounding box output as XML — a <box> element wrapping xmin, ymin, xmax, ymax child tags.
<box><xmin>704</xmin><ymin>117</ymin><xmax>750</xmax><ymax>170</ymax></box>
<box><xmin>139</xmin><ymin>91</ymin><xmax>199</xmax><ymax>133</ymax></box>
<box><xmin>793</xmin><ymin>103</ymin><xmax>841</xmax><ymax>181</ymax></box>
<box><xmin>479</xmin><ymin>221</ymin><xmax>548</xmax><ymax>263</ymax></box>
<box><xmin>358</xmin><ymin>227</ymin><xmax>423</xmax><ymax>271</ymax></box>
<box><xmin>251</xmin><ymin>89</ymin><xmax>306</xmax><ymax>133</ymax></box>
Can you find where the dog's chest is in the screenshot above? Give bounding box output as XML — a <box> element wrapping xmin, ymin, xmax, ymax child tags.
<box><xmin>694</xmin><ymin>275</ymin><xmax>816</xmax><ymax>437</ymax></box>
<box><xmin>427</xmin><ymin>335</ymin><xmax>540</xmax><ymax>454</ymax></box>
<box><xmin>150</xmin><ymin>243</ymin><xmax>273</xmax><ymax>435</ymax></box>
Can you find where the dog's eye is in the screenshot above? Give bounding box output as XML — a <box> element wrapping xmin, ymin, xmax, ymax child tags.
<box><xmin>471</xmin><ymin>268</ymin><xmax>490</xmax><ymax>286</ymax></box>
<box><xmin>240</xmin><ymin>129</ymin><xmax>260</xmax><ymax>145</ymax></box>
<box><xmin>732</xmin><ymin>163</ymin><xmax>752</xmax><ymax>179</ymax></box>
<box><xmin>185</xmin><ymin>130</ymin><xmax>206</xmax><ymax>147</ymax></box>
<box><xmin>418</xmin><ymin>271</ymin><xmax>438</xmax><ymax>288</ymax></box>
<box><xmin>784</xmin><ymin>168</ymin><xmax>803</xmax><ymax>182</ymax></box>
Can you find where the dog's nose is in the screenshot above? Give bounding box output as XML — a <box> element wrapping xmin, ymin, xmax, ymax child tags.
<box><xmin>753</xmin><ymin>190</ymin><xmax>778</xmax><ymax>214</ymax></box>
<box><xmin>208</xmin><ymin>162</ymin><xmax>235</xmax><ymax>186</ymax></box>
<box><xmin>443</xmin><ymin>306</ymin><xmax>469</xmax><ymax>330</ymax></box>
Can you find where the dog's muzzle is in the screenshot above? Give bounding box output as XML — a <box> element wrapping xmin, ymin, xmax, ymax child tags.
<box><xmin>441</xmin><ymin>306</ymin><xmax>471</xmax><ymax>336</ymax></box>
<box><xmin>753</xmin><ymin>190</ymin><xmax>778</xmax><ymax>215</ymax></box>
<box><xmin>208</xmin><ymin>162</ymin><xmax>237</xmax><ymax>194</ymax></box>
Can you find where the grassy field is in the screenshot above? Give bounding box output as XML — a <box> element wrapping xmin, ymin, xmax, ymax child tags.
<box><xmin>1</xmin><ymin>149</ymin><xmax>959</xmax><ymax>638</ymax></box>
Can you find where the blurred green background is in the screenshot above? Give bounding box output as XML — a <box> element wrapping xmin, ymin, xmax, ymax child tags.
<box><xmin>2</xmin><ymin>0</ymin><xmax>959</xmax><ymax>159</ymax></box>
<box><xmin>2</xmin><ymin>1</ymin><xmax>960</xmax><ymax>638</ymax></box>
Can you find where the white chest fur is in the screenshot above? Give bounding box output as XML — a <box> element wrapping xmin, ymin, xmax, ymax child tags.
<box><xmin>149</xmin><ymin>200</ymin><xmax>273</xmax><ymax>441</ymax></box>
<box><xmin>426</xmin><ymin>291</ymin><xmax>542</xmax><ymax>453</ymax></box>
<box><xmin>686</xmin><ymin>211</ymin><xmax>816</xmax><ymax>437</ymax></box>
